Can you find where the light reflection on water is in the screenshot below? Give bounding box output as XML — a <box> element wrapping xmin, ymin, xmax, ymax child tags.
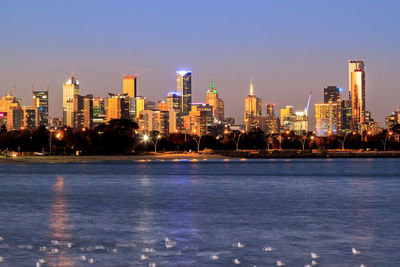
<box><xmin>0</xmin><ymin>159</ymin><xmax>399</xmax><ymax>266</ymax></box>
<box><xmin>47</xmin><ymin>176</ymin><xmax>74</xmax><ymax>267</ymax></box>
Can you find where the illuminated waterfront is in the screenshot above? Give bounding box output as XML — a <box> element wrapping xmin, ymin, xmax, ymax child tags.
<box><xmin>0</xmin><ymin>159</ymin><xmax>400</xmax><ymax>266</ymax></box>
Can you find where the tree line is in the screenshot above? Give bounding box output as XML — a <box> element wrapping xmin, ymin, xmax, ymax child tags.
<box><xmin>1</xmin><ymin>120</ymin><xmax>400</xmax><ymax>154</ymax></box>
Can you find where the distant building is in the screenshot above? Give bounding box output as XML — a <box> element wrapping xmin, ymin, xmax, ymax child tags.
<box><xmin>106</xmin><ymin>93</ymin><xmax>129</xmax><ymax>122</ymax></box>
<box><xmin>123</xmin><ymin>75</ymin><xmax>137</xmax><ymax>98</ymax></box>
<box><xmin>315</xmin><ymin>102</ymin><xmax>340</xmax><ymax>136</ymax></box>
<box><xmin>73</xmin><ymin>94</ymin><xmax>93</xmax><ymax>129</ymax></box>
<box><xmin>32</xmin><ymin>90</ymin><xmax>48</xmax><ymax>126</ymax></box>
<box><xmin>324</xmin><ymin>86</ymin><xmax>342</xmax><ymax>103</ymax></box>
<box><xmin>22</xmin><ymin>106</ymin><xmax>38</xmax><ymax>129</ymax></box>
<box><xmin>158</xmin><ymin>100</ymin><xmax>168</xmax><ymax>112</ymax></box>
<box><xmin>349</xmin><ymin>60</ymin><xmax>366</xmax><ymax>132</ymax></box>
<box><xmin>265</xmin><ymin>104</ymin><xmax>279</xmax><ymax>133</ymax></box>
<box><xmin>184</xmin><ymin>103</ymin><xmax>213</xmax><ymax>135</ymax></box>
<box><xmin>385</xmin><ymin>109</ymin><xmax>400</xmax><ymax>130</ymax></box>
<box><xmin>176</xmin><ymin>70</ymin><xmax>192</xmax><ymax>114</ymax></box>
<box><xmin>244</xmin><ymin>79</ymin><xmax>262</xmax><ymax>130</ymax></box>
<box><xmin>135</xmin><ymin>96</ymin><xmax>146</xmax><ymax>119</ymax></box>
<box><xmin>63</xmin><ymin>75</ymin><xmax>79</xmax><ymax>127</ymax></box>
<box><xmin>206</xmin><ymin>80</ymin><xmax>224</xmax><ymax>122</ymax></box>
<box><xmin>0</xmin><ymin>94</ymin><xmax>23</xmax><ymax>130</ymax></box>
<box><xmin>138</xmin><ymin>110</ymin><xmax>159</xmax><ymax>134</ymax></box>
<box><xmin>92</xmin><ymin>97</ymin><xmax>106</xmax><ymax>126</ymax></box>
<box><xmin>166</xmin><ymin>92</ymin><xmax>182</xmax><ymax>112</ymax></box>
<box><xmin>293</xmin><ymin>111</ymin><xmax>308</xmax><ymax>135</ymax></box>
<box><xmin>280</xmin><ymin>106</ymin><xmax>295</xmax><ymax>132</ymax></box>
<box><xmin>323</xmin><ymin>86</ymin><xmax>342</xmax><ymax>133</ymax></box>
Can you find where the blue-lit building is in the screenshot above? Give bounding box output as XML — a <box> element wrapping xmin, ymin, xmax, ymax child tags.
<box><xmin>32</xmin><ymin>90</ymin><xmax>49</xmax><ymax>126</ymax></box>
<box><xmin>323</xmin><ymin>86</ymin><xmax>341</xmax><ymax>104</ymax></box>
<box><xmin>176</xmin><ymin>70</ymin><xmax>192</xmax><ymax>114</ymax></box>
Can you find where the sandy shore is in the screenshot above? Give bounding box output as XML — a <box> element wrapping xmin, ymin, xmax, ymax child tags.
<box><xmin>0</xmin><ymin>153</ymin><xmax>228</xmax><ymax>163</ymax></box>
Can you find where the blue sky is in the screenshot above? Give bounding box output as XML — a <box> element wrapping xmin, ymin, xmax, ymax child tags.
<box><xmin>1</xmin><ymin>0</ymin><xmax>399</xmax><ymax>125</ymax></box>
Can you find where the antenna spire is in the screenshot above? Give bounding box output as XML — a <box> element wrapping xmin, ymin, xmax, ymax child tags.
<box><xmin>249</xmin><ymin>77</ymin><xmax>254</xmax><ymax>96</ymax></box>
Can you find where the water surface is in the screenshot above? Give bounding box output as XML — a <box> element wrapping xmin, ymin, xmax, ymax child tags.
<box><xmin>0</xmin><ymin>158</ymin><xmax>399</xmax><ymax>266</ymax></box>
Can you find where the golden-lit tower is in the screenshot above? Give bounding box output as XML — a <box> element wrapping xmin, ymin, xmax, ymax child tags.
<box><xmin>123</xmin><ymin>75</ymin><xmax>137</xmax><ymax>98</ymax></box>
<box><xmin>349</xmin><ymin>60</ymin><xmax>365</xmax><ymax>132</ymax></box>
<box><xmin>244</xmin><ymin>78</ymin><xmax>262</xmax><ymax>124</ymax></box>
<box><xmin>63</xmin><ymin>75</ymin><xmax>79</xmax><ymax>127</ymax></box>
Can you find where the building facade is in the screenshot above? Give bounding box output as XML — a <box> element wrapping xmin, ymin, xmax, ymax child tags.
<box><xmin>349</xmin><ymin>60</ymin><xmax>366</xmax><ymax>132</ymax></box>
<box><xmin>63</xmin><ymin>76</ymin><xmax>80</xmax><ymax>127</ymax></box>
<box><xmin>315</xmin><ymin>102</ymin><xmax>340</xmax><ymax>136</ymax></box>
<box><xmin>206</xmin><ymin>81</ymin><xmax>224</xmax><ymax>122</ymax></box>
<box><xmin>106</xmin><ymin>93</ymin><xmax>130</xmax><ymax>122</ymax></box>
<box><xmin>32</xmin><ymin>90</ymin><xmax>49</xmax><ymax>126</ymax></box>
<box><xmin>244</xmin><ymin>79</ymin><xmax>262</xmax><ymax>129</ymax></box>
<box><xmin>176</xmin><ymin>70</ymin><xmax>192</xmax><ymax>114</ymax></box>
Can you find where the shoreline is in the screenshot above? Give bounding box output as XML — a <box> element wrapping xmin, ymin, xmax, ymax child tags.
<box><xmin>0</xmin><ymin>153</ymin><xmax>227</xmax><ymax>163</ymax></box>
<box><xmin>1</xmin><ymin>150</ymin><xmax>400</xmax><ymax>163</ymax></box>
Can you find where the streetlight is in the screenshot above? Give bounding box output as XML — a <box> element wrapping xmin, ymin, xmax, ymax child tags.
<box><xmin>143</xmin><ymin>134</ymin><xmax>161</xmax><ymax>153</ymax></box>
<box><xmin>265</xmin><ymin>132</ymin><xmax>275</xmax><ymax>151</ymax></box>
<box><xmin>233</xmin><ymin>130</ymin><xmax>245</xmax><ymax>152</ymax></box>
<box><xmin>192</xmin><ymin>130</ymin><xmax>203</xmax><ymax>152</ymax></box>
<box><xmin>338</xmin><ymin>131</ymin><xmax>352</xmax><ymax>151</ymax></box>
<box><xmin>298</xmin><ymin>131</ymin><xmax>314</xmax><ymax>151</ymax></box>
<box><xmin>381</xmin><ymin>131</ymin><xmax>393</xmax><ymax>151</ymax></box>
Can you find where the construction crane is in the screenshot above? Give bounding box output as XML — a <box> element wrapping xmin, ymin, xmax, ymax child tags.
<box><xmin>304</xmin><ymin>91</ymin><xmax>312</xmax><ymax>114</ymax></box>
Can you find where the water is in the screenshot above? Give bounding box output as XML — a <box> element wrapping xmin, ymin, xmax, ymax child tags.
<box><xmin>0</xmin><ymin>158</ymin><xmax>399</xmax><ymax>266</ymax></box>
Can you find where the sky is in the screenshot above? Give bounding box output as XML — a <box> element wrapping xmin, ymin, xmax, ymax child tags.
<box><xmin>1</xmin><ymin>0</ymin><xmax>399</xmax><ymax>126</ymax></box>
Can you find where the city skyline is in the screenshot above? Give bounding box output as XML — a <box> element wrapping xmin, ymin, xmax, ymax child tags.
<box><xmin>1</xmin><ymin>1</ymin><xmax>400</xmax><ymax>126</ymax></box>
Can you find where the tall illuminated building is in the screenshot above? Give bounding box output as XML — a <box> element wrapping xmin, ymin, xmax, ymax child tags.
<box><xmin>265</xmin><ymin>104</ymin><xmax>279</xmax><ymax>133</ymax></box>
<box><xmin>22</xmin><ymin>106</ymin><xmax>38</xmax><ymax>129</ymax></box>
<box><xmin>32</xmin><ymin>90</ymin><xmax>48</xmax><ymax>126</ymax></box>
<box><xmin>63</xmin><ymin>75</ymin><xmax>79</xmax><ymax>126</ymax></box>
<box><xmin>123</xmin><ymin>75</ymin><xmax>137</xmax><ymax>98</ymax></box>
<box><xmin>0</xmin><ymin>94</ymin><xmax>22</xmax><ymax>130</ymax></box>
<box><xmin>106</xmin><ymin>93</ymin><xmax>129</xmax><ymax>121</ymax></box>
<box><xmin>349</xmin><ymin>60</ymin><xmax>366</xmax><ymax>132</ymax></box>
<box><xmin>206</xmin><ymin>80</ymin><xmax>224</xmax><ymax>122</ymax></box>
<box><xmin>176</xmin><ymin>70</ymin><xmax>192</xmax><ymax>114</ymax></box>
<box><xmin>244</xmin><ymin>78</ymin><xmax>262</xmax><ymax>127</ymax></box>
<box><xmin>74</xmin><ymin>94</ymin><xmax>93</xmax><ymax>129</ymax></box>
<box><xmin>280</xmin><ymin>106</ymin><xmax>295</xmax><ymax>131</ymax></box>
<box><xmin>92</xmin><ymin>97</ymin><xmax>106</xmax><ymax>126</ymax></box>
<box><xmin>135</xmin><ymin>96</ymin><xmax>146</xmax><ymax>119</ymax></box>
<box><xmin>323</xmin><ymin>86</ymin><xmax>342</xmax><ymax>133</ymax></box>
<box><xmin>123</xmin><ymin>75</ymin><xmax>137</xmax><ymax>120</ymax></box>
<box><xmin>315</xmin><ymin>102</ymin><xmax>340</xmax><ymax>136</ymax></box>
<box><xmin>166</xmin><ymin>92</ymin><xmax>182</xmax><ymax>112</ymax></box>
<box><xmin>324</xmin><ymin>86</ymin><xmax>342</xmax><ymax>103</ymax></box>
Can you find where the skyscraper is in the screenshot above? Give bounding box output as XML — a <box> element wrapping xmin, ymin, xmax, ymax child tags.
<box><xmin>32</xmin><ymin>90</ymin><xmax>48</xmax><ymax>126</ymax></box>
<box><xmin>176</xmin><ymin>70</ymin><xmax>192</xmax><ymax>114</ymax></box>
<box><xmin>63</xmin><ymin>75</ymin><xmax>79</xmax><ymax>127</ymax></box>
<box><xmin>206</xmin><ymin>80</ymin><xmax>224</xmax><ymax>122</ymax></box>
<box><xmin>106</xmin><ymin>93</ymin><xmax>129</xmax><ymax>121</ymax></box>
<box><xmin>280</xmin><ymin>106</ymin><xmax>295</xmax><ymax>131</ymax></box>
<box><xmin>324</xmin><ymin>86</ymin><xmax>342</xmax><ymax>103</ymax></box>
<box><xmin>315</xmin><ymin>102</ymin><xmax>340</xmax><ymax>136</ymax></box>
<box><xmin>123</xmin><ymin>75</ymin><xmax>137</xmax><ymax>98</ymax></box>
<box><xmin>349</xmin><ymin>60</ymin><xmax>366</xmax><ymax>132</ymax></box>
<box><xmin>323</xmin><ymin>86</ymin><xmax>342</xmax><ymax>133</ymax></box>
<box><xmin>123</xmin><ymin>75</ymin><xmax>137</xmax><ymax>120</ymax></box>
<box><xmin>244</xmin><ymin>78</ymin><xmax>262</xmax><ymax>127</ymax></box>
<box><xmin>0</xmin><ymin>94</ymin><xmax>22</xmax><ymax>130</ymax></box>
<box><xmin>166</xmin><ymin>92</ymin><xmax>182</xmax><ymax>112</ymax></box>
